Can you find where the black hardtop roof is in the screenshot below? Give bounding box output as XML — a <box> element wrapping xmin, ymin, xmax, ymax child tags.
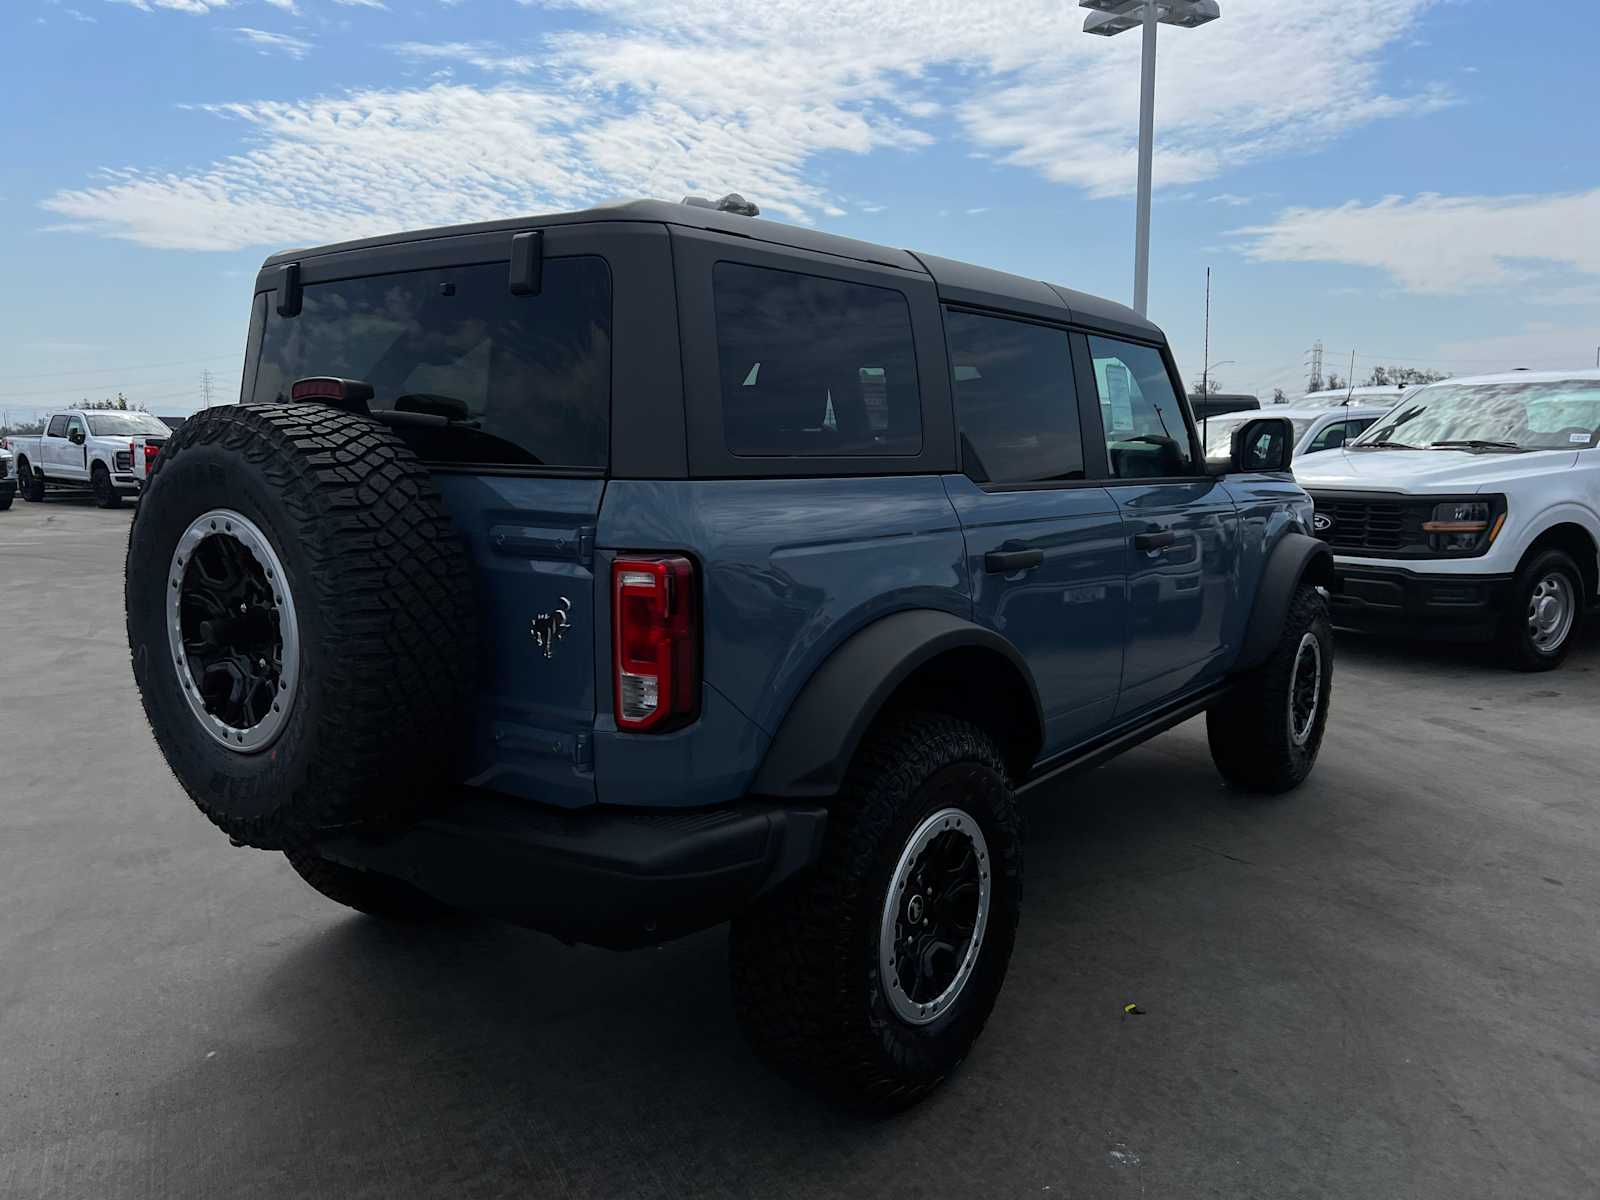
<box><xmin>259</xmin><ymin>198</ymin><xmax>1162</xmax><ymax>341</ymax></box>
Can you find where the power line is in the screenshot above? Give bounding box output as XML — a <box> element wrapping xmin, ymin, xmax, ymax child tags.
<box><xmin>0</xmin><ymin>373</ymin><xmax>208</xmax><ymax>402</ymax></box>
<box><xmin>0</xmin><ymin>353</ymin><xmax>237</xmax><ymax>383</ymax></box>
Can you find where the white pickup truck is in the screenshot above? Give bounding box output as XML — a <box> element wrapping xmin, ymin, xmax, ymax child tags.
<box><xmin>10</xmin><ymin>409</ymin><xmax>171</xmax><ymax>508</ymax></box>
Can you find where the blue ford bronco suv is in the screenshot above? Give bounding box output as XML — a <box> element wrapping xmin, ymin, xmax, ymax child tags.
<box><xmin>126</xmin><ymin>197</ymin><xmax>1334</xmax><ymax>1110</ymax></box>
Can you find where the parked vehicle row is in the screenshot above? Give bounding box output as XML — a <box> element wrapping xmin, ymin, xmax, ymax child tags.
<box><xmin>0</xmin><ymin>443</ymin><xmax>15</xmax><ymax>510</ymax></box>
<box><xmin>125</xmin><ymin>196</ymin><xmax>1334</xmax><ymax>1111</ymax></box>
<box><xmin>7</xmin><ymin>409</ymin><xmax>170</xmax><ymax>508</ymax></box>
<box><xmin>1295</xmin><ymin>369</ymin><xmax>1600</xmax><ymax>670</ymax></box>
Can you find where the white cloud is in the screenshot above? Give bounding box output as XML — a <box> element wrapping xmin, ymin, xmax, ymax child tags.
<box><xmin>1234</xmin><ymin>188</ymin><xmax>1600</xmax><ymax>294</ymax></box>
<box><xmin>56</xmin><ymin>0</ymin><xmax>1450</xmax><ymax>250</ymax></box>
<box><xmin>1208</xmin><ymin>193</ymin><xmax>1251</xmax><ymax>207</ymax></box>
<box><xmin>262</xmin><ymin>0</ymin><xmax>297</xmax><ymax>12</ymax></box>
<box><xmin>332</xmin><ymin>0</ymin><xmax>385</xmax><ymax>7</ymax></box>
<box><xmin>107</xmin><ymin>0</ymin><xmax>228</xmax><ymax>11</ymax></box>
<box><xmin>234</xmin><ymin>27</ymin><xmax>312</xmax><ymax>58</ymax></box>
<box><xmin>389</xmin><ymin>41</ymin><xmax>538</xmax><ymax>74</ymax></box>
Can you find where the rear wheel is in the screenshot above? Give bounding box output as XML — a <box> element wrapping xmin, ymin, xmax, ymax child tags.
<box><xmin>1499</xmin><ymin>548</ymin><xmax>1582</xmax><ymax>672</ymax></box>
<box><xmin>730</xmin><ymin>713</ymin><xmax>1022</xmax><ymax>1111</ymax></box>
<box><xmin>92</xmin><ymin>463</ymin><xmax>122</xmax><ymax>509</ymax></box>
<box><xmin>1208</xmin><ymin>583</ymin><xmax>1332</xmax><ymax>793</ymax></box>
<box><xmin>285</xmin><ymin>849</ymin><xmax>451</xmax><ymax>920</ymax></box>
<box><xmin>19</xmin><ymin>460</ymin><xmax>44</xmax><ymax>502</ymax></box>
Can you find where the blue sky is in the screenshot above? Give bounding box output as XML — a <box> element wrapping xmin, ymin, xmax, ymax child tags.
<box><xmin>1</xmin><ymin>0</ymin><xmax>1596</xmax><ymax>422</ymax></box>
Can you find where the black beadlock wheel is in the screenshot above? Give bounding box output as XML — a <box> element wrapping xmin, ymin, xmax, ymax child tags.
<box><xmin>125</xmin><ymin>403</ymin><xmax>477</xmax><ymax>850</ymax></box>
<box><xmin>729</xmin><ymin>713</ymin><xmax>1023</xmax><ymax>1112</ymax></box>
<box><xmin>1206</xmin><ymin>583</ymin><xmax>1333</xmax><ymax>794</ymax></box>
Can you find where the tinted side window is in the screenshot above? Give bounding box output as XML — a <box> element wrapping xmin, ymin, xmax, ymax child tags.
<box><xmin>1306</xmin><ymin>419</ymin><xmax>1350</xmax><ymax>454</ymax></box>
<box><xmin>713</xmin><ymin>262</ymin><xmax>921</xmax><ymax>457</ymax></box>
<box><xmin>946</xmin><ymin>309</ymin><xmax>1083</xmax><ymax>484</ymax></box>
<box><xmin>254</xmin><ymin>257</ymin><xmax>611</xmax><ymax>468</ymax></box>
<box><xmin>47</xmin><ymin>416</ymin><xmax>69</xmax><ymax>437</ymax></box>
<box><xmin>1088</xmin><ymin>336</ymin><xmax>1194</xmax><ymax>479</ymax></box>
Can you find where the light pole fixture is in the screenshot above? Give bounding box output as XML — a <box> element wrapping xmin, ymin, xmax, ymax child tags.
<box><xmin>1080</xmin><ymin>0</ymin><xmax>1222</xmax><ymax>317</ymax></box>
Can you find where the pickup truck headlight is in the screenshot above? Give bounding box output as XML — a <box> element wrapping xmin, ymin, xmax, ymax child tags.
<box><xmin>1423</xmin><ymin>499</ymin><xmax>1502</xmax><ymax>554</ymax></box>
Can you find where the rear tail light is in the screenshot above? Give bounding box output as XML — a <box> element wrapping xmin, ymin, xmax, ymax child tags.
<box><xmin>144</xmin><ymin>442</ymin><xmax>161</xmax><ymax>476</ymax></box>
<box><xmin>612</xmin><ymin>555</ymin><xmax>698</xmax><ymax>732</ymax></box>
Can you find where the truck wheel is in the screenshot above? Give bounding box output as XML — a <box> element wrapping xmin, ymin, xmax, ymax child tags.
<box><xmin>92</xmin><ymin>463</ymin><xmax>122</xmax><ymax>509</ymax></box>
<box><xmin>126</xmin><ymin>403</ymin><xmax>476</xmax><ymax>850</ymax></box>
<box><xmin>285</xmin><ymin>848</ymin><xmax>450</xmax><ymax>921</ymax></box>
<box><xmin>730</xmin><ymin>713</ymin><xmax>1022</xmax><ymax>1111</ymax></box>
<box><xmin>19</xmin><ymin>460</ymin><xmax>44</xmax><ymax>502</ymax></box>
<box><xmin>1207</xmin><ymin>583</ymin><xmax>1332</xmax><ymax>793</ymax></box>
<box><xmin>1499</xmin><ymin>548</ymin><xmax>1583</xmax><ymax>672</ymax></box>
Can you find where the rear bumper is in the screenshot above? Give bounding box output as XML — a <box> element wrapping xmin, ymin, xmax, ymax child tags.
<box><xmin>315</xmin><ymin>792</ymin><xmax>827</xmax><ymax>949</ymax></box>
<box><xmin>1329</xmin><ymin>563</ymin><xmax>1513</xmax><ymax>641</ymax></box>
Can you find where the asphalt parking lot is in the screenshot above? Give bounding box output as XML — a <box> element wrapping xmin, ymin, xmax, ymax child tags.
<box><xmin>3</xmin><ymin>497</ymin><xmax>1598</xmax><ymax>1200</ymax></box>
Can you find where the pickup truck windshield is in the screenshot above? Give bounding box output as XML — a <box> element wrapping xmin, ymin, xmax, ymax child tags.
<box><xmin>86</xmin><ymin>412</ymin><xmax>172</xmax><ymax>437</ymax></box>
<box><xmin>1353</xmin><ymin>381</ymin><xmax>1600</xmax><ymax>452</ymax></box>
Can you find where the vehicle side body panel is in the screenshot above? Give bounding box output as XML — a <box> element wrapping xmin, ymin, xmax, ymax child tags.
<box><xmin>594</xmin><ymin>476</ymin><xmax>971</xmax><ymax>806</ymax></box>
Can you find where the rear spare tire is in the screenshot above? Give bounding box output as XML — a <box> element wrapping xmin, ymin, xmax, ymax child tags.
<box><xmin>126</xmin><ymin>403</ymin><xmax>476</xmax><ymax>849</ymax></box>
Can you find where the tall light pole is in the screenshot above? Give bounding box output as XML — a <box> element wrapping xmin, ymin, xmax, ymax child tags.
<box><xmin>1081</xmin><ymin>0</ymin><xmax>1222</xmax><ymax>317</ymax></box>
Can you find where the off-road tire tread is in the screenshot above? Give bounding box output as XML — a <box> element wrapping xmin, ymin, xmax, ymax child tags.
<box><xmin>284</xmin><ymin>848</ymin><xmax>451</xmax><ymax>921</ymax></box>
<box><xmin>730</xmin><ymin>713</ymin><xmax>1021</xmax><ymax>1111</ymax></box>
<box><xmin>1207</xmin><ymin>583</ymin><xmax>1331</xmax><ymax>793</ymax></box>
<box><xmin>127</xmin><ymin>402</ymin><xmax>476</xmax><ymax>849</ymax></box>
<box><xmin>19</xmin><ymin>460</ymin><xmax>44</xmax><ymax>502</ymax></box>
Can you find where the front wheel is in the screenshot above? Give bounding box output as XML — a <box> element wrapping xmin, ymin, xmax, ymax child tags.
<box><xmin>92</xmin><ymin>464</ymin><xmax>122</xmax><ymax>509</ymax></box>
<box><xmin>730</xmin><ymin>714</ymin><xmax>1022</xmax><ymax>1111</ymax></box>
<box><xmin>1499</xmin><ymin>548</ymin><xmax>1583</xmax><ymax>672</ymax></box>
<box><xmin>1208</xmin><ymin>583</ymin><xmax>1333</xmax><ymax>793</ymax></box>
<box><xmin>0</xmin><ymin>489</ymin><xmax>12</xmax><ymax>511</ymax></box>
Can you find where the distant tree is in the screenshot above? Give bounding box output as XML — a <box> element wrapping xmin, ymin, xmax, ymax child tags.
<box><xmin>1</xmin><ymin>418</ymin><xmax>45</xmax><ymax>437</ymax></box>
<box><xmin>1271</xmin><ymin>388</ymin><xmax>1289</xmax><ymax>405</ymax></box>
<box><xmin>78</xmin><ymin>393</ymin><xmax>143</xmax><ymax>411</ymax></box>
<box><xmin>1324</xmin><ymin>372</ymin><xmax>1345</xmax><ymax>392</ymax></box>
<box><xmin>1189</xmin><ymin>378</ymin><xmax>1222</xmax><ymax>398</ymax></box>
<box><xmin>1364</xmin><ymin>365</ymin><xmax>1448</xmax><ymax>387</ymax></box>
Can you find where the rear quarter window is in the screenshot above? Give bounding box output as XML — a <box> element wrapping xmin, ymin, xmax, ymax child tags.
<box><xmin>712</xmin><ymin>262</ymin><xmax>921</xmax><ymax>457</ymax></box>
<box><xmin>252</xmin><ymin>257</ymin><xmax>611</xmax><ymax>469</ymax></box>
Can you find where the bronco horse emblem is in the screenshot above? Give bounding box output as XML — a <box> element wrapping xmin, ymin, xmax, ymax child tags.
<box><xmin>531</xmin><ymin>596</ymin><xmax>572</xmax><ymax>659</ymax></box>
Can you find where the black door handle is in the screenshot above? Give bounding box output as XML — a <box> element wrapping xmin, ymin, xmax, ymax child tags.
<box><xmin>1134</xmin><ymin>530</ymin><xmax>1178</xmax><ymax>552</ymax></box>
<box><xmin>984</xmin><ymin>548</ymin><xmax>1044</xmax><ymax>574</ymax></box>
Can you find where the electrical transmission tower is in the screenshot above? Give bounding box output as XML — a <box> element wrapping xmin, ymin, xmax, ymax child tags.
<box><xmin>200</xmin><ymin>369</ymin><xmax>215</xmax><ymax>409</ymax></box>
<box><xmin>1306</xmin><ymin>341</ymin><xmax>1325</xmax><ymax>393</ymax></box>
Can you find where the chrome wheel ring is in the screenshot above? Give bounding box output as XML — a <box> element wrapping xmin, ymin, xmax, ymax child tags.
<box><xmin>1527</xmin><ymin>573</ymin><xmax>1574</xmax><ymax>654</ymax></box>
<box><xmin>879</xmin><ymin>806</ymin><xmax>992</xmax><ymax>1026</ymax></box>
<box><xmin>166</xmin><ymin>509</ymin><xmax>300</xmax><ymax>754</ymax></box>
<box><xmin>1288</xmin><ymin>631</ymin><xmax>1323</xmax><ymax>748</ymax></box>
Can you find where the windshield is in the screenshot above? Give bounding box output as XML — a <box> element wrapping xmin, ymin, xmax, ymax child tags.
<box><xmin>1204</xmin><ymin>414</ymin><xmax>1313</xmax><ymax>458</ymax></box>
<box><xmin>85</xmin><ymin>412</ymin><xmax>171</xmax><ymax>437</ymax></box>
<box><xmin>1352</xmin><ymin>381</ymin><xmax>1600</xmax><ymax>451</ymax></box>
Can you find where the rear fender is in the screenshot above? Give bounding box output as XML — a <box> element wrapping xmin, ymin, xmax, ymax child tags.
<box><xmin>751</xmin><ymin>610</ymin><xmax>1043</xmax><ymax>798</ymax></box>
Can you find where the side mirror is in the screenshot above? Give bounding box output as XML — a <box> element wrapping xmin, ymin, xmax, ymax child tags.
<box><xmin>69</xmin><ymin>429</ymin><xmax>86</xmax><ymax>446</ymax></box>
<box><xmin>1229</xmin><ymin>416</ymin><xmax>1294</xmax><ymax>473</ymax></box>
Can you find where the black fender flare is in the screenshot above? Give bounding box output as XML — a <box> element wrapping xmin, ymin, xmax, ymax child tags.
<box><xmin>1235</xmin><ymin>532</ymin><xmax>1335</xmax><ymax>672</ymax></box>
<box><xmin>750</xmin><ymin>610</ymin><xmax>1044</xmax><ymax>799</ymax></box>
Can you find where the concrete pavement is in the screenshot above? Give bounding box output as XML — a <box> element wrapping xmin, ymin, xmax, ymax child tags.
<box><xmin>3</xmin><ymin>496</ymin><xmax>1598</xmax><ymax>1199</ymax></box>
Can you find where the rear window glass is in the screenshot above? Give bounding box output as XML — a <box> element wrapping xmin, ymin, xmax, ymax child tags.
<box><xmin>713</xmin><ymin>262</ymin><xmax>921</xmax><ymax>457</ymax></box>
<box><xmin>253</xmin><ymin>257</ymin><xmax>611</xmax><ymax>468</ymax></box>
